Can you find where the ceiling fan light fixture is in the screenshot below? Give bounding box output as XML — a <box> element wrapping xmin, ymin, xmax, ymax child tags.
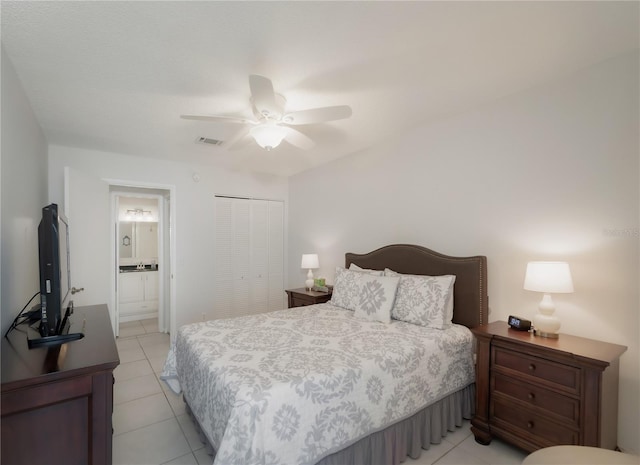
<box><xmin>250</xmin><ymin>124</ymin><xmax>287</xmax><ymax>151</ymax></box>
<box><xmin>182</xmin><ymin>75</ymin><xmax>352</xmax><ymax>151</ymax></box>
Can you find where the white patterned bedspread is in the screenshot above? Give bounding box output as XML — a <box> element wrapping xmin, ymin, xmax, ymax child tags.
<box><xmin>161</xmin><ymin>303</ymin><xmax>474</xmax><ymax>465</ymax></box>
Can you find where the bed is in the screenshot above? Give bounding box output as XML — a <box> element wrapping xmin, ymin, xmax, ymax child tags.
<box><xmin>162</xmin><ymin>244</ymin><xmax>488</xmax><ymax>465</ymax></box>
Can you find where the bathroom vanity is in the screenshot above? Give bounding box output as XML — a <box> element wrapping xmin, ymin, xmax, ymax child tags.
<box><xmin>118</xmin><ymin>219</ymin><xmax>159</xmax><ymax>323</ymax></box>
<box><xmin>118</xmin><ymin>267</ymin><xmax>159</xmax><ymax>322</ymax></box>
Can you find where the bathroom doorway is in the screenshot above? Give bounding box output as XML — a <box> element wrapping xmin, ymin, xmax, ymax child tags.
<box><xmin>110</xmin><ymin>186</ymin><xmax>173</xmax><ymax>337</ymax></box>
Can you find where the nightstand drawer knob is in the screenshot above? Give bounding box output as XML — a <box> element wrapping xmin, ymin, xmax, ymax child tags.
<box><xmin>528</xmin><ymin>363</ymin><xmax>536</xmax><ymax>371</ymax></box>
<box><xmin>528</xmin><ymin>393</ymin><xmax>535</xmax><ymax>400</ymax></box>
<box><xmin>527</xmin><ymin>421</ymin><xmax>534</xmax><ymax>429</ymax></box>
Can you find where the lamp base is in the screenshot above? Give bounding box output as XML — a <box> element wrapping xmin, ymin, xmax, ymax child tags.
<box><xmin>533</xmin><ymin>293</ymin><xmax>561</xmax><ymax>338</ymax></box>
<box><xmin>534</xmin><ymin>329</ymin><xmax>559</xmax><ymax>339</ymax></box>
<box><xmin>305</xmin><ymin>269</ymin><xmax>314</xmax><ymax>291</ymax></box>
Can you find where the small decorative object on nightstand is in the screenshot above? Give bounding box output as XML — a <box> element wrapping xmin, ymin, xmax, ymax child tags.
<box><xmin>301</xmin><ymin>254</ymin><xmax>319</xmax><ymax>290</ymax></box>
<box><xmin>471</xmin><ymin>321</ymin><xmax>627</xmax><ymax>453</ymax></box>
<box><xmin>285</xmin><ymin>287</ymin><xmax>332</xmax><ymax>308</ymax></box>
<box><xmin>524</xmin><ymin>261</ymin><xmax>574</xmax><ymax>338</ymax></box>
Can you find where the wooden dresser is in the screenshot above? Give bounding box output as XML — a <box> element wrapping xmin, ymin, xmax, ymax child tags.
<box><xmin>471</xmin><ymin>321</ymin><xmax>626</xmax><ymax>452</ymax></box>
<box><xmin>1</xmin><ymin>304</ymin><xmax>120</xmax><ymax>465</ymax></box>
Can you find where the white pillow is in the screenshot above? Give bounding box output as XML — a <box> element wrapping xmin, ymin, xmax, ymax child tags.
<box><xmin>330</xmin><ymin>266</ymin><xmax>383</xmax><ymax>311</ymax></box>
<box><xmin>384</xmin><ymin>268</ymin><xmax>455</xmax><ymax>329</ymax></box>
<box><xmin>353</xmin><ymin>274</ymin><xmax>400</xmax><ymax>324</ymax></box>
<box><xmin>348</xmin><ymin>263</ymin><xmax>382</xmax><ymax>274</ymax></box>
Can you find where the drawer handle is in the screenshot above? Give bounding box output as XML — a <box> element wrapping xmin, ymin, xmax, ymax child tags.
<box><xmin>527</xmin><ymin>393</ymin><xmax>535</xmax><ymax>401</ymax></box>
<box><xmin>527</xmin><ymin>421</ymin><xmax>534</xmax><ymax>429</ymax></box>
<box><xmin>528</xmin><ymin>363</ymin><xmax>536</xmax><ymax>371</ymax></box>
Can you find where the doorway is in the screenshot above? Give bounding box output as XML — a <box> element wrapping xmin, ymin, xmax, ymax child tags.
<box><xmin>110</xmin><ymin>186</ymin><xmax>172</xmax><ymax>337</ymax></box>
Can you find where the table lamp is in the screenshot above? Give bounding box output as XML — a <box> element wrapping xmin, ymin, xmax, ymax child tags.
<box><xmin>301</xmin><ymin>254</ymin><xmax>319</xmax><ymax>290</ymax></box>
<box><xmin>523</xmin><ymin>261</ymin><xmax>574</xmax><ymax>338</ymax></box>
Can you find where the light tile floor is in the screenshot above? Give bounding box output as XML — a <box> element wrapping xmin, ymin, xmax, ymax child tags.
<box><xmin>113</xmin><ymin>319</ymin><xmax>528</xmax><ymax>465</ymax></box>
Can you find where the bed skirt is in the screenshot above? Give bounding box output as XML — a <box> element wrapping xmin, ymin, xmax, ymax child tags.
<box><xmin>185</xmin><ymin>383</ymin><xmax>474</xmax><ymax>465</ymax></box>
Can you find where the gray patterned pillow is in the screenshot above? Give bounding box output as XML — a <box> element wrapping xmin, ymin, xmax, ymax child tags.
<box><xmin>353</xmin><ymin>275</ymin><xmax>400</xmax><ymax>324</ymax></box>
<box><xmin>384</xmin><ymin>268</ymin><xmax>456</xmax><ymax>329</ymax></box>
<box><xmin>330</xmin><ymin>266</ymin><xmax>383</xmax><ymax>311</ymax></box>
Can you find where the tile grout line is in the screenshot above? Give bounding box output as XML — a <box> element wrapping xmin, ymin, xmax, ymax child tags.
<box><xmin>114</xmin><ymin>324</ymin><xmax>198</xmax><ymax>465</ymax></box>
<box><xmin>138</xmin><ymin>326</ymin><xmax>203</xmax><ymax>464</ymax></box>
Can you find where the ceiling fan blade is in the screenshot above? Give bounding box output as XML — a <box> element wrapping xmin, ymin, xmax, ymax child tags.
<box><xmin>181</xmin><ymin>114</ymin><xmax>255</xmax><ymax>125</ymax></box>
<box><xmin>222</xmin><ymin>128</ymin><xmax>251</xmax><ymax>150</ymax></box>
<box><xmin>224</xmin><ymin>128</ymin><xmax>253</xmax><ymax>151</ymax></box>
<box><xmin>284</xmin><ymin>127</ymin><xmax>315</xmax><ymax>150</ymax></box>
<box><xmin>283</xmin><ymin>105</ymin><xmax>352</xmax><ymax>125</ymax></box>
<box><xmin>248</xmin><ymin>75</ymin><xmax>282</xmax><ymax>118</ymax></box>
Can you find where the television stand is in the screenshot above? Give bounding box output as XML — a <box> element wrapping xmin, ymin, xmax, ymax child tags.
<box><xmin>26</xmin><ymin>301</ymin><xmax>83</xmax><ymax>349</ymax></box>
<box><xmin>2</xmin><ymin>304</ymin><xmax>119</xmax><ymax>465</ymax></box>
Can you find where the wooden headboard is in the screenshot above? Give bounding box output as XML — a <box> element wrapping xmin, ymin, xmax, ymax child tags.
<box><xmin>345</xmin><ymin>244</ymin><xmax>488</xmax><ymax>329</ymax></box>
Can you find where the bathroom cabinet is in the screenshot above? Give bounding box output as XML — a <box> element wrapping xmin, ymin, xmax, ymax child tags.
<box><xmin>119</xmin><ymin>270</ymin><xmax>158</xmax><ymax>322</ymax></box>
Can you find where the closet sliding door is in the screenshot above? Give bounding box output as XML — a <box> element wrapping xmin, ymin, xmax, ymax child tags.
<box><xmin>214</xmin><ymin>197</ymin><xmax>250</xmax><ymax>319</ymax></box>
<box><xmin>250</xmin><ymin>200</ymin><xmax>269</xmax><ymax>311</ymax></box>
<box><xmin>267</xmin><ymin>201</ymin><xmax>284</xmax><ymax>311</ymax></box>
<box><xmin>214</xmin><ymin>196</ymin><xmax>284</xmax><ymax>319</ymax></box>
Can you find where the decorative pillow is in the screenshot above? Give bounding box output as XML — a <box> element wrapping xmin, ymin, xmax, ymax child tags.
<box><xmin>330</xmin><ymin>266</ymin><xmax>384</xmax><ymax>312</ymax></box>
<box><xmin>353</xmin><ymin>275</ymin><xmax>400</xmax><ymax>324</ymax></box>
<box><xmin>384</xmin><ymin>268</ymin><xmax>456</xmax><ymax>329</ymax></box>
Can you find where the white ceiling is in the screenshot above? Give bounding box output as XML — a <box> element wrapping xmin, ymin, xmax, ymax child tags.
<box><xmin>2</xmin><ymin>1</ymin><xmax>638</xmax><ymax>177</ymax></box>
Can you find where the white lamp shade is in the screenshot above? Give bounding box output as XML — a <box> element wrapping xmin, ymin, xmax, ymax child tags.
<box><xmin>524</xmin><ymin>262</ymin><xmax>574</xmax><ymax>294</ymax></box>
<box><xmin>301</xmin><ymin>254</ymin><xmax>319</xmax><ymax>269</ymax></box>
<box><xmin>250</xmin><ymin>124</ymin><xmax>287</xmax><ymax>150</ymax></box>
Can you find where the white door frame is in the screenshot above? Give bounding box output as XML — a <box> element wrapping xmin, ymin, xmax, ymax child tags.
<box><xmin>112</xmin><ymin>192</ymin><xmax>164</xmax><ymax>332</ymax></box>
<box><xmin>107</xmin><ymin>179</ymin><xmax>177</xmax><ymax>338</ymax></box>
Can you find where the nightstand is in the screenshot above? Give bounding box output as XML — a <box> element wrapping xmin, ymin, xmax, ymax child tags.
<box><xmin>471</xmin><ymin>321</ymin><xmax>626</xmax><ymax>453</ymax></box>
<box><xmin>285</xmin><ymin>287</ymin><xmax>332</xmax><ymax>308</ymax></box>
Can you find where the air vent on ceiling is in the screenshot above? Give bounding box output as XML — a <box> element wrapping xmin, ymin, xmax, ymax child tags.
<box><xmin>196</xmin><ymin>136</ymin><xmax>223</xmax><ymax>146</ymax></box>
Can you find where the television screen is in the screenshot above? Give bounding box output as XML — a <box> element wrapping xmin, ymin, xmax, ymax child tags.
<box><xmin>38</xmin><ymin>203</ymin><xmax>72</xmax><ymax>337</ymax></box>
<box><xmin>58</xmin><ymin>211</ymin><xmax>71</xmax><ymax>308</ymax></box>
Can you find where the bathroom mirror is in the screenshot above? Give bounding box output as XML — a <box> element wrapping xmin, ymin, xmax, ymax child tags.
<box><xmin>119</xmin><ymin>222</ymin><xmax>158</xmax><ymax>260</ymax></box>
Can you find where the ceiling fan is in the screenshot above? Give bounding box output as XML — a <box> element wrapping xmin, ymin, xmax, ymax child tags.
<box><xmin>181</xmin><ymin>75</ymin><xmax>352</xmax><ymax>151</ymax></box>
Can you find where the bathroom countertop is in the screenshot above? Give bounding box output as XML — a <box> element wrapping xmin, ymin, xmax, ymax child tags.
<box><xmin>119</xmin><ymin>265</ymin><xmax>158</xmax><ymax>273</ymax></box>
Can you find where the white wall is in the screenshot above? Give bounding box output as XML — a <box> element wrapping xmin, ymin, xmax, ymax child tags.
<box><xmin>48</xmin><ymin>146</ymin><xmax>288</xmax><ymax>330</ymax></box>
<box><xmin>0</xmin><ymin>46</ymin><xmax>48</xmax><ymax>335</ymax></box>
<box><xmin>289</xmin><ymin>51</ymin><xmax>639</xmax><ymax>452</ymax></box>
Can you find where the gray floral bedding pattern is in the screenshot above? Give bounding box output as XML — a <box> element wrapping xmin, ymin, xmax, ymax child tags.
<box><xmin>162</xmin><ymin>303</ymin><xmax>474</xmax><ymax>465</ymax></box>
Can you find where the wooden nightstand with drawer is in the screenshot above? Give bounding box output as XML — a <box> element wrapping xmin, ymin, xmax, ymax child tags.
<box><xmin>471</xmin><ymin>321</ymin><xmax>626</xmax><ymax>453</ymax></box>
<box><xmin>285</xmin><ymin>287</ymin><xmax>332</xmax><ymax>308</ymax></box>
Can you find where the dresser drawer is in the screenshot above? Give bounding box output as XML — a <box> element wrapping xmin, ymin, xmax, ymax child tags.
<box><xmin>492</xmin><ymin>346</ymin><xmax>580</xmax><ymax>395</ymax></box>
<box><xmin>493</xmin><ymin>374</ymin><xmax>579</xmax><ymax>425</ymax></box>
<box><xmin>291</xmin><ymin>296</ymin><xmax>315</xmax><ymax>307</ymax></box>
<box><xmin>2</xmin><ymin>376</ymin><xmax>92</xmax><ymax>416</ymax></box>
<box><xmin>492</xmin><ymin>398</ymin><xmax>580</xmax><ymax>447</ymax></box>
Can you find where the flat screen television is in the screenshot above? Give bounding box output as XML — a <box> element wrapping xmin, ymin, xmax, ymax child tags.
<box><xmin>38</xmin><ymin>203</ymin><xmax>72</xmax><ymax>337</ymax></box>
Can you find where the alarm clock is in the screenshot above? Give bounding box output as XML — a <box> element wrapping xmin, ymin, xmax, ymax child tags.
<box><xmin>508</xmin><ymin>315</ymin><xmax>532</xmax><ymax>331</ymax></box>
